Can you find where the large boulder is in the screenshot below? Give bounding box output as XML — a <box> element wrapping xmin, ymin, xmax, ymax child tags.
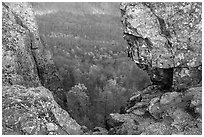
<box><xmin>108</xmin><ymin>85</ymin><xmax>202</xmax><ymax>135</ymax></box>
<box><xmin>92</xmin><ymin>127</ymin><xmax>108</xmax><ymax>135</ymax></box>
<box><xmin>120</xmin><ymin>2</ymin><xmax>202</xmax><ymax>88</ymax></box>
<box><xmin>184</xmin><ymin>87</ymin><xmax>202</xmax><ymax>116</ymax></box>
<box><xmin>2</xmin><ymin>85</ymin><xmax>83</xmax><ymax>135</ymax></box>
<box><xmin>107</xmin><ymin>113</ymin><xmax>142</xmax><ymax>135</ymax></box>
<box><xmin>160</xmin><ymin>92</ymin><xmax>181</xmax><ymax>105</ymax></box>
<box><xmin>120</xmin><ymin>2</ymin><xmax>201</xmax><ymax>68</ymax></box>
<box><xmin>148</xmin><ymin>97</ymin><xmax>162</xmax><ymax>119</ymax></box>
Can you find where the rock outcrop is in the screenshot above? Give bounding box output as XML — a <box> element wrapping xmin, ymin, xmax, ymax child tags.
<box><xmin>2</xmin><ymin>2</ymin><xmax>62</xmax><ymax>91</ymax></box>
<box><xmin>107</xmin><ymin>86</ymin><xmax>202</xmax><ymax>135</ymax></box>
<box><xmin>109</xmin><ymin>3</ymin><xmax>202</xmax><ymax>134</ymax></box>
<box><xmin>2</xmin><ymin>2</ymin><xmax>83</xmax><ymax>135</ymax></box>
<box><xmin>2</xmin><ymin>2</ymin><xmax>41</xmax><ymax>87</ymax></box>
<box><xmin>2</xmin><ymin>85</ymin><xmax>83</xmax><ymax>135</ymax></box>
<box><xmin>120</xmin><ymin>2</ymin><xmax>202</xmax><ymax>89</ymax></box>
<box><xmin>2</xmin><ymin>2</ymin><xmax>202</xmax><ymax>135</ymax></box>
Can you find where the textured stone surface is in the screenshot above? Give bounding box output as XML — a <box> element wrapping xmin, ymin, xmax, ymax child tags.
<box><xmin>184</xmin><ymin>87</ymin><xmax>202</xmax><ymax>116</ymax></box>
<box><xmin>2</xmin><ymin>2</ymin><xmax>83</xmax><ymax>135</ymax></box>
<box><xmin>120</xmin><ymin>2</ymin><xmax>202</xmax><ymax>88</ymax></box>
<box><xmin>107</xmin><ymin>113</ymin><xmax>129</xmax><ymax>127</ymax></box>
<box><xmin>108</xmin><ymin>85</ymin><xmax>202</xmax><ymax>135</ymax></box>
<box><xmin>2</xmin><ymin>85</ymin><xmax>83</xmax><ymax>135</ymax></box>
<box><xmin>107</xmin><ymin>114</ymin><xmax>141</xmax><ymax>135</ymax></box>
<box><xmin>2</xmin><ymin>1</ymin><xmax>67</xmax><ymax>112</ymax></box>
<box><xmin>121</xmin><ymin>2</ymin><xmax>201</xmax><ymax>68</ymax></box>
<box><xmin>92</xmin><ymin>127</ymin><xmax>108</xmax><ymax>135</ymax></box>
<box><xmin>131</xmin><ymin>108</ymin><xmax>146</xmax><ymax>116</ymax></box>
<box><xmin>2</xmin><ymin>2</ymin><xmax>62</xmax><ymax>91</ymax></box>
<box><xmin>141</xmin><ymin>122</ymin><xmax>171</xmax><ymax>135</ymax></box>
<box><xmin>171</xmin><ymin>108</ymin><xmax>192</xmax><ymax>129</ymax></box>
<box><xmin>148</xmin><ymin>97</ymin><xmax>162</xmax><ymax>119</ymax></box>
<box><xmin>160</xmin><ymin>92</ymin><xmax>181</xmax><ymax>105</ymax></box>
<box><xmin>2</xmin><ymin>2</ymin><xmax>41</xmax><ymax>87</ymax></box>
<box><xmin>185</xmin><ymin>87</ymin><xmax>202</xmax><ymax>107</ymax></box>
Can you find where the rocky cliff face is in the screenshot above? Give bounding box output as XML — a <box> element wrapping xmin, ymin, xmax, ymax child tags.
<box><xmin>121</xmin><ymin>2</ymin><xmax>202</xmax><ymax>68</ymax></box>
<box><xmin>104</xmin><ymin>2</ymin><xmax>202</xmax><ymax>135</ymax></box>
<box><xmin>2</xmin><ymin>2</ymin><xmax>40</xmax><ymax>87</ymax></box>
<box><xmin>2</xmin><ymin>85</ymin><xmax>83</xmax><ymax>135</ymax></box>
<box><xmin>2</xmin><ymin>2</ymin><xmax>62</xmax><ymax>90</ymax></box>
<box><xmin>106</xmin><ymin>86</ymin><xmax>202</xmax><ymax>135</ymax></box>
<box><xmin>120</xmin><ymin>2</ymin><xmax>202</xmax><ymax>88</ymax></box>
<box><xmin>2</xmin><ymin>2</ymin><xmax>82</xmax><ymax>135</ymax></box>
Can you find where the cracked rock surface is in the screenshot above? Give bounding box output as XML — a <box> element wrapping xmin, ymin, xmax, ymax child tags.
<box><xmin>2</xmin><ymin>85</ymin><xmax>83</xmax><ymax>135</ymax></box>
<box><xmin>107</xmin><ymin>86</ymin><xmax>202</xmax><ymax>135</ymax></box>
<box><xmin>120</xmin><ymin>2</ymin><xmax>202</xmax><ymax>88</ymax></box>
<box><xmin>2</xmin><ymin>2</ymin><xmax>62</xmax><ymax>91</ymax></box>
<box><xmin>2</xmin><ymin>2</ymin><xmax>83</xmax><ymax>135</ymax></box>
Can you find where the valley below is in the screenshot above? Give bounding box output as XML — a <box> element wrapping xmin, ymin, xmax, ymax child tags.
<box><xmin>2</xmin><ymin>2</ymin><xmax>202</xmax><ymax>135</ymax></box>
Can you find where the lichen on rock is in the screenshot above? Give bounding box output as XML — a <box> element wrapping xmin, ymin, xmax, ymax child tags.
<box><xmin>2</xmin><ymin>3</ymin><xmax>41</xmax><ymax>87</ymax></box>
<box><xmin>2</xmin><ymin>2</ymin><xmax>83</xmax><ymax>135</ymax></box>
<box><xmin>120</xmin><ymin>2</ymin><xmax>202</xmax><ymax>88</ymax></box>
<box><xmin>107</xmin><ymin>84</ymin><xmax>202</xmax><ymax>135</ymax></box>
<box><xmin>2</xmin><ymin>85</ymin><xmax>83</xmax><ymax>135</ymax></box>
<box><xmin>2</xmin><ymin>2</ymin><xmax>62</xmax><ymax>91</ymax></box>
<box><xmin>121</xmin><ymin>2</ymin><xmax>201</xmax><ymax>68</ymax></box>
